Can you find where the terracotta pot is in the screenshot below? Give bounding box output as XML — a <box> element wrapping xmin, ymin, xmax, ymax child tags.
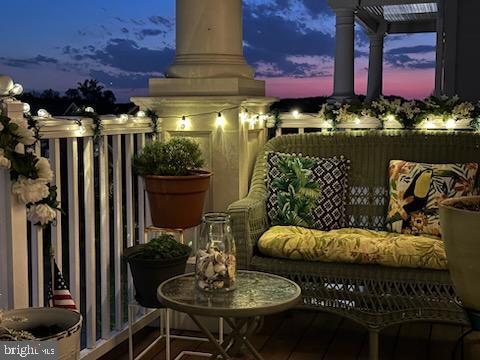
<box><xmin>124</xmin><ymin>244</ymin><xmax>190</xmax><ymax>308</ymax></box>
<box><xmin>440</xmin><ymin>196</ymin><xmax>480</xmax><ymax>312</ymax></box>
<box><xmin>144</xmin><ymin>170</ymin><xmax>212</xmax><ymax>229</ymax></box>
<box><xmin>1</xmin><ymin>307</ymin><xmax>82</xmax><ymax>360</ymax></box>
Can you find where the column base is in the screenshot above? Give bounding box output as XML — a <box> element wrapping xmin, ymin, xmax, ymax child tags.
<box><xmin>149</xmin><ymin>77</ymin><xmax>265</xmax><ymax>97</ymax></box>
<box><xmin>328</xmin><ymin>94</ymin><xmax>358</xmax><ymax>104</ymax></box>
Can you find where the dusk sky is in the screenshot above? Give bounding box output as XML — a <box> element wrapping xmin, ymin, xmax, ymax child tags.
<box><xmin>0</xmin><ymin>0</ymin><xmax>436</xmax><ymax>102</ymax></box>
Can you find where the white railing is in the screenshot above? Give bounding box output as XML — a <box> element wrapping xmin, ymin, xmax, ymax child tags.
<box><xmin>0</xmin><ymin>103</ymin><xmax>157</xmax><ymax>358</ymax></box>
<box><xmin>272</xmin><ymin>112</ymin><xmax>474</xmax><ymax>136</ymax></box>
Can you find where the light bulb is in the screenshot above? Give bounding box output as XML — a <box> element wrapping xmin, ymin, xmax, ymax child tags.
<box><xmin>445</xmin><ymin>118</ymin><xmax>456</xmax><ymax>129</ymax></box>
<box><xmin>179</xmin><ymin>116</ymin><xmax>189</xmax><ymax>130</ymax></box>
<box><xmin>84</xmin><ymin>107</ymin><xmax>95</xmax><ymax>113</ymax></box>
<box><xmin>355</xmin><ymin>117</ymin><xmax>361</xmax><ymax>125</ymax></box>
<box><xmin>136</xmin><ymin>110</ymin><xmax>146</xmax><ymax>118</ymax></box>
<box><xmin>216</xmin><ymin>112</ymin><xmax>225</xmax><ymax>127</ymax></box>
<box><xmin>292</xmin><ymin>110</ymin><xmax>300</xmax><ymax>118</ymax></box>
<box><xmin>120</xmin><ymin>114</ymin><xmax>129</xmax><ymax>122</ymax></box>
<box><xmin>37</xmin><ymin>109</ymin><xmax>49</xmax><ymax>118</ymax></box>
<box><xmin>10</xmin><ymin>83</ymin><xmax>23</xmax><ymax>96</ymax></box>
<box><xmin>23</xmin><ymin>103</ymin><xmax>31</xmax><ymax>114</ymax></box>
<box><xmin>240</xmin><ymin>111</ymin><xmax>248</xmax><ymax>123</ymax></box>
<box><xmin>423</xmin><ymin>120</ymin><xmax>434</xmax><ymax>129</ymax></box>
<box><xmin>385</xmin><ymin>114</ymin><xmax>395</xmax><ymax>122</ymax></box>
<box><xmin>78</xmin><ymin>125</ymin><xmax>86</xmax><ymax>135</ymax></box>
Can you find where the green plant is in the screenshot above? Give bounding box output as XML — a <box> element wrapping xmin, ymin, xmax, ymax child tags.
<box><xmin>128</xmin><ymin>234</ymin><xmax>190</xmax><ymax>260</ymax></box>
<box><xmin>132</xmin><ymin>137</ymin><xmax>205</xmax><ymax>176</ymax></box>
<box><xmin>272</xmin><ymin>156</ymin><xmax>321</xmax><ymax>227</ymax></box>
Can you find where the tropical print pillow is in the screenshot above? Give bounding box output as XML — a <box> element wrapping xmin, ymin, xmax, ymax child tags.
<box><xmin>266</xmin><ymin>152</ymin><xmax>349</xmax><ymax>230</ymax></box>
<box><xmin>386</xmin><ymin>160</ymin><xmax>478</xmax><ymax>236</ymax></box>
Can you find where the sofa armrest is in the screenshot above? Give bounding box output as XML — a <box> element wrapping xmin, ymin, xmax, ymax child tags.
<box><xmin>228</xmin><ymin>194</ymin><xmax>268</xmax><ymax>269</ymax></box>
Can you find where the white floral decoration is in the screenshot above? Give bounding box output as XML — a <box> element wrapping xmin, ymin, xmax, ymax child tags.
<box><xmin>11</xmin><ymin>176</ymin><xmax>50</xmax><ymax>204</ymax></box>
<box><xmin>28</xmin><ymin>204</ymin><xmax>57</xmax><ymax>225</ymax></box>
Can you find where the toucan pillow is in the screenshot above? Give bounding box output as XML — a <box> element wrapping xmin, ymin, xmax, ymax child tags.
<box><xmin>386</xmin><ymin>160</ymin><xmax>479</xmax><ymax>237</ymax></box>
<box><xmin>266</xmin><ymin>152</ymin><xmax>349</xmax><ymax>230</ymax></box>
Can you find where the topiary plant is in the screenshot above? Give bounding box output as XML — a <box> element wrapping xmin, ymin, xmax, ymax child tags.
<box><xmin>127</xmin><ymin>234</ymin><xmax>190</xmax><ymax>260</ymax></box>
<box><xmin>132</xmin><ymin>137</ymin><xmax>205</xmax><ymax>176</ymax></box>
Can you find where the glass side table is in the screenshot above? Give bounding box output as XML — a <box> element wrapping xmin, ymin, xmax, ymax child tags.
<box><xmin>158</xmin><ymin>270</ymin><xmax>301</xmax><ymax>360</ymax></box>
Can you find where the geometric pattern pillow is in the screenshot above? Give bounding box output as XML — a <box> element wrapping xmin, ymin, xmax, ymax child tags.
<box><xmin>266</xmin><ymin>152</ymin><xmax>349</xmax><ymax>230</ymax></box>
<box><xmin>386</xmin><ymin>160</ymin><xmax>478</xmax><ymax>237</ymax></box>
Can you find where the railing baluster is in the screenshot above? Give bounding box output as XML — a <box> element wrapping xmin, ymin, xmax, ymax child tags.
<box><xmin>49</xmin><ymin>139</ymin><xmax>62</xmax><ymax>268</ymax></box>
<box><xmin>136</xmin><ymin>134</ymin><xmax>146</xmax><ymax>244</ymax></box>
<box><xmin>113</xmin><ymin>135</ymin><xmax>123</xmax><ymax>330</ymax></box>
<box><xmin>31</xmin><ymin>143</ymin><xmax>44</xmax><ymax>307</ymax></box>
<box><xmin>99</xmin><ymin>136</ymin><xmax>110</xmax><ymax>339</ymax></box>
<box><xmin>298</xmin><ymin>128</ymin><xmax>305</xmax><ymax>134</ymax></box>
<box><xmin>125</xmin><ymin>134</ymin><xmax>134</xmax><ymax>304</ymax></box>
<box><xmin>83</xmin><ymin>137</ymin><xmax>96</xmax><ymax>348</ymax></box>
<box><xmin>67</xmin><ymin>138</ymin><xmax>81</xmax><ymax>307</ymax></box>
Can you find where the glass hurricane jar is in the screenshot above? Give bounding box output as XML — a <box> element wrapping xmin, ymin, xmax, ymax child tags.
<box><xmin>195</xmin><ymin>213</ymin><xmax>236</xmax><ymax>292</ymax></box>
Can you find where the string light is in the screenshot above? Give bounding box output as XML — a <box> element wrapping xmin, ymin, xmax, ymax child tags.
<box><xmin>78</xmin><ymin>125</ymin><xmax>86</xmax><ymax>135</ymax></box>
<box><xmin>292</xmin><ymin>109</ymin><xmax>300</xmax><ymax>118</ymax></box>
<box><xmin>10</xmin><ymin>83</ymin><xmax>23</xmax><ymax>96</ymax></box>
<box><xmin>423</xmin><ymin>120</ymin><xmax>434</xmax><ymax>129</ymax></box>
<box><xmin>385</xmin><ymin>114</ymin><xmax>396</xmax><ymax>122</ymax></box>
<box><xmin>136</xmin><ymin>110</ymin><xmax>146</xmax><ymax>118</ymax></box>
<box><xmin>179</xmin><ymin>115</ymin><xmax>189</xmax><ymax>130</ymax></box>
<box><xmin>37</xmin><ymin>109</ymin><xmax>49</xmax><ymax>118</ymax></box>
<box><xmin>119</xmin><ymin>114</ymin><xmax>129</xmax><ymax>122</ymax></box>
<box><xmin>445</xmin><ymin>118</ymin><xmax>456</xmax><ymax>129</ymax></box>
<box><xmin>216</xmin><ymin>112</ymin><xmax>225</xmax><ymax>127</ymax></box>
<box><xmin>240</xmin><ymin>110</ymin><xmax>248</xmax><ymax>123</ymax></box>
<box><xmin>84</xmin><ymin>107</ymin><xmax>95</xmax><ymax>113</ymax></box>
<box><xmin>354</xmin><ymin>117</ymin><xmax>361</xmax><ymax>125</ymax></box>
<box><xmin>23</xmin><ymin>103</ymin><xmax>30</xmax><ymax>114</ymax></box>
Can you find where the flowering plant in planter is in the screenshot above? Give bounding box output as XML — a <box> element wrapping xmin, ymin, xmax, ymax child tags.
<box><xmin>0</xmin><ymin>112</ymin><xmax>60</xmax><ymax>226</ymax></box>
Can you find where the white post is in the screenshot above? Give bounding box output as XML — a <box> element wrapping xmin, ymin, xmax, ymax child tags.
<box><xmin>166</xmin><ymin>0</ymin><xmax>254</xmax><ymax>79</ymax></box>
<box><xmin>330</xmin><ymin>5</ymin><xmax>357</xmax><ymax>102</ymax></box>
<box><xmin>366</xmin><ymin>32</ymin><xmax>385</xmax><ymax>100</ymax></box>
<box><xmin>0</xmin><ymin>100</ymin><xmax>29</xmax><ymax>309</ymax></box>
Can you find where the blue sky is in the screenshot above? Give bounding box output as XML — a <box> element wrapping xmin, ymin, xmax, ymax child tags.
<box><xmin>0</xmin><ymin>0</ymin><xmax>436</xmax><ymax>101</ymax></box>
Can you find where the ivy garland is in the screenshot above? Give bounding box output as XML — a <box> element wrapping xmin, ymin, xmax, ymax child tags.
<box><xmin>146</xmin><ymin>109</ymin><xmax>160</xmax><ymax>138</ymax></box>
<box><xmin>76</xmin><ymin>107</ymin><xmax>103</xmax><ymax>152</ymax></box>
<box><xmin>0</xmin><ymin>110</ymin><xmax>60</xmax><ymax>227</ymax></box>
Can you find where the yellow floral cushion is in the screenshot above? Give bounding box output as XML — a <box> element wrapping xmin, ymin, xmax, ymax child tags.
<box><xmin>258</xmin><ymin>226</ymin><xmax>447</xmax><ymax>270</ymax></box>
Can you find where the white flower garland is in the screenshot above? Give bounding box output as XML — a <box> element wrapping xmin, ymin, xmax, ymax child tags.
<box><xmin>0</xmin><ymin>109</ymin><xmax>60</xmax><ymax>227</ymax></box>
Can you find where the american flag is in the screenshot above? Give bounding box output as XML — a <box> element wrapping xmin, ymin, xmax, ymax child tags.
<box><xmin>48</xmin><ymin>261</ymin><xmax>76</xmax><ymax>310</ymax></box>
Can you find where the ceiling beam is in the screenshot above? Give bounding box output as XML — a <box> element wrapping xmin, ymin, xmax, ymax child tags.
<box><xmin>387</xmin><ymin>19</ymin><xmax>436</xmax><ymax>33</ymax></box>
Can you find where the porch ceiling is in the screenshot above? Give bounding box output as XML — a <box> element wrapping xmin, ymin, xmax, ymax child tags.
<box><xmin>356</xmin><ymin>0</ymin><xmax>438</xmax><ymax>34</ymax></box>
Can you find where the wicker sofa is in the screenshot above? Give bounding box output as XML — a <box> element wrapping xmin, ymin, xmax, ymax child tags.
<box><xmin>228</xmin><ymin>131</ymin><xmax>480</xmax><ymax>360</ymax></box>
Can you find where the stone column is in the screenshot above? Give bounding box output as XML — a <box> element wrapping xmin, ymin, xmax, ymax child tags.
<box><xmin>330</xmin><ymin>7</ymin><xmax>357</xmax><ymax>102</ymax></box>
<box><xmin>366</xmin><ymin>32</ymin><xmax>384</xmax><ymax>100</ymax></box>
<box><xmin>133</xmin><ymin>0</ymin><xmax>276</xmax><ymax>213</ymax></box>
<box><xmin>166</xmin><ymin>0</ymin><xmax>254</xmax><ymax>79</ymax></box>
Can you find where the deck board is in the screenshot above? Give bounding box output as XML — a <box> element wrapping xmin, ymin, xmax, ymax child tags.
<box><xmin>100</xmin><ymin>310</ymin><xmax>477</xmax><ymax>360</ymax></box>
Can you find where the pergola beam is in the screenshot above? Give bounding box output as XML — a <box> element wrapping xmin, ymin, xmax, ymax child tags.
<box><xmin>359</xmin><ymin>0</ymin><xmax>437</xmax><ymax>6</ymax></box>
<box><xmin>356</xmin><ymin>9</ymin><xmax>381</xmax><ymax>33</ymax></box>
<box><xmin>388</xmin><ymin>19</ymin><xmax>436</xmax><ymax>33</ymax></box>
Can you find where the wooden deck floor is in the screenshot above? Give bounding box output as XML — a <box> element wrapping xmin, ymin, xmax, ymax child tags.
<box><xmin>101</xmin><ymin>310</ymin><xmax>480</xmax><ymax>360</ymax></box>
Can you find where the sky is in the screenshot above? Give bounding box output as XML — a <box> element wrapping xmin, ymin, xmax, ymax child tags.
<box><xmin>0</xmin><ymin>0</ymin><xmax>436</xmax><ymax>102</ymax></box>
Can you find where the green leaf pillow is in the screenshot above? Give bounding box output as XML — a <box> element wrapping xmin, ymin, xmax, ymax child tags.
<box><xmin>266</xmin><ymin>152</ymin><xmax>349</xmax><ymax>230</ymax></box>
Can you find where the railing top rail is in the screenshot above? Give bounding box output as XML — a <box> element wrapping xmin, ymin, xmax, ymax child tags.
<box><xmin>36</xmin><ymin>115</ymin><xmax>155</xmax><ymax>139</ymax></box>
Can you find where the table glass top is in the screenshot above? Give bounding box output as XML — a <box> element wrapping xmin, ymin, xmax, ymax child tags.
<box><xmin>158</xmin><ymin>271</ymin><xmax>301</xmax><ymax>313</ymax></box>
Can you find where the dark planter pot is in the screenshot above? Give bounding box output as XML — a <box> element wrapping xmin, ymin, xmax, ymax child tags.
<box><xmin>124</xmin><ymin>244</ymin><xmax>190</xmax><ymax>308</ymax></box>
<box><xmin>1</xmin><ymin>308</ymin><xmax>82</xmax><ymax>360</ymax></box>
<box><xmin>440</xmin><ymin>196</ymin><xmax>480</xmax><ymax>312</ymax></box>
<box><xmin>144</xmin><ymin>170</ymin><xmax>212</xmax><ymax>229</ymax></box>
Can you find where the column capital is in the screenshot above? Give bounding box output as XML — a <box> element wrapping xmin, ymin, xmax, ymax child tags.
<box><xmin>327</xmin><ymin>0</ymin><xmax>359</xmax><ymax>11</ymax></box>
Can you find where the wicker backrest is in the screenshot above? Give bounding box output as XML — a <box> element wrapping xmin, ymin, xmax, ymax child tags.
<box><xmin>250</xmin><ymin>131</ymin><xmax>480</xmax><ymax>230</ymax></box>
